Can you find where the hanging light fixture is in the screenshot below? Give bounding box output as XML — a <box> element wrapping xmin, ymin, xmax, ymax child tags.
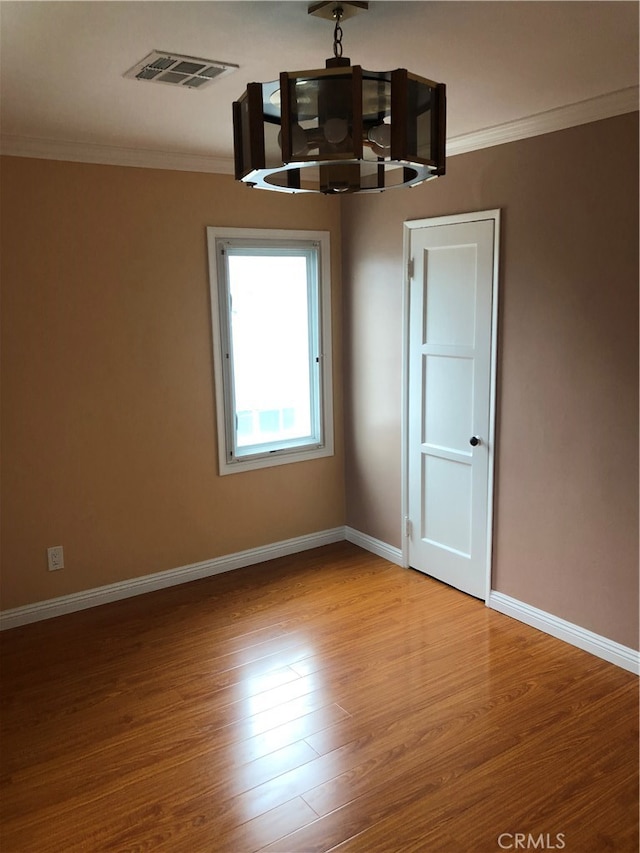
<box><xmin>232</xmin><ymin>1</ymin><xmax>446</xmax><ymax>194</ymax></box>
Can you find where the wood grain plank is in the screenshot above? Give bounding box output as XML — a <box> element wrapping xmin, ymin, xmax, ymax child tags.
<box><xmin>1</xmin><ymin>542</ymin><xmax>636</xmax><ymax>853</ymax></box>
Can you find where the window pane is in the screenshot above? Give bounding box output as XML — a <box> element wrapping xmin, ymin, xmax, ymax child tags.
<box><xmin>207</xmin><ymin>227</ymin><xmax>333</xmax><ymax>475</ymax></box>
<box><xmin>227</xmin><ymin>253</ymin><xmax>315</xmax><ymax>452</ymax></box>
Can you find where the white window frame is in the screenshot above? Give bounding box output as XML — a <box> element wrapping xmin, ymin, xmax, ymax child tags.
<box><xmin>206</xmin><ymin>227</ymin><xmax>334</xmax><ymax>475</ymax></box>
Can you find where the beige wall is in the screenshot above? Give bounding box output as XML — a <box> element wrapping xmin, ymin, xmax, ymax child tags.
<box><xmin>2</xmin><ymin>114</ymin><xmax>638</xmax><ymax>652</ymax></box>
<box><xmin>1</xmin><ymin>158</ymin><xmax>345</xmax><ymax>609</ymax></box>
<box><xmin>341</xmin><ymin>112</ymin><xmax>639</xmax><ymax>650</ymax></box>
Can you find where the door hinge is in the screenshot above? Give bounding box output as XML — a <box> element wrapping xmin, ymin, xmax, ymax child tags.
<box><xmin>407</xmin><ymin>257</ymin><xmax>414</xmax><ymax>280</ymax></box>
<box><xmin>404</xmin><ymin>517</ymin><xmax>412</xmax><ymax>538</ymax></box>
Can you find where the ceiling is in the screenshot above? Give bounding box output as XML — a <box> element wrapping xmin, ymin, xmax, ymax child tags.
<box><xmin>1</xmin><ymin>1</ymin><xmax>638</xmax><ymax>173</ymax></box>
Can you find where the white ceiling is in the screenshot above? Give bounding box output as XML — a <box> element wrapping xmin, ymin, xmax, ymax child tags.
<box><xmin>1</xmin><ymin>1</ymin><xmax>638</xmax><ymax>172</ymax></box>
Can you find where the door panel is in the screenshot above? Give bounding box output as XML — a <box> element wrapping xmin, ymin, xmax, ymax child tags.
<box><xmin>424</xmin><ymin>246</ymin><xmax>477</xmax><ymax>346</ymax></box>
<box><xmin>408</xmin><ymin>217</ymin><xmax>497</xmax><ymax>599</ymax></box>
<box><xmin>423</xmin><ymin>456</ymin><xmax>472</xmax><ymax>555</ymax></box>
<box><xmin>424</xmin><ymin>354</ymin><xmax>473</xmax><ymax>450</ymax></box>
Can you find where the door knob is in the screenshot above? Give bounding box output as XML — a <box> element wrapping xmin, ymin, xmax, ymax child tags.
<box><xmin>469</xmin><ymin>436</ymin><xmax>482</xmax><ymax>447</ymax></box>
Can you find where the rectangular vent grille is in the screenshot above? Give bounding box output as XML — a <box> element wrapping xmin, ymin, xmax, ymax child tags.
<box><xmin>124</xmin><ymin>50</ymin><xmax>238</xmax><ymax>90</ymax></box>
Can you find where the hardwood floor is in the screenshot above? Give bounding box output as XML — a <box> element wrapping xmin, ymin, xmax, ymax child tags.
<box><xmin>1</xmin><ymin>542</ymin><xmax>638</xmax><ymax>852</ymax></box>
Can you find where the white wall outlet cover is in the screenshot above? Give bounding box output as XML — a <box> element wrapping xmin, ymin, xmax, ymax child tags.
<box><xmin>47</xmin><ymin>546</ymin><xmax>64</xmax><ymax>571</ymax></box>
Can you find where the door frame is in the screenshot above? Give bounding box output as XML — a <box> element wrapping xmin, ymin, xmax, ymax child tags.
<box><xmin>401</xmin><ymin>209</ymin><xmax>501</xmax><ymax>603</ymax></box>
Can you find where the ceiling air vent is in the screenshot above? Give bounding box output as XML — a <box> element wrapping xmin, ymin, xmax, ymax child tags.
<box><xmin>124</xmin><ymin>50</ymin><xmax>238</xmax><ymax>90</ymax></box>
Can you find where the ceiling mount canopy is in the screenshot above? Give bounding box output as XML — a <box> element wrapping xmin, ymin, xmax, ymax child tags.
<box><xmin>232</xmin><ymin>2</ymin><xmax>446</xmax><ymax>194</ymax></box>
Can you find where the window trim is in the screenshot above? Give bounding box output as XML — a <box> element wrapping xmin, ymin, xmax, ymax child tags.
<box><xmin>206</xmin><ymin>227</ymin><xmax>334</xmax><ymax>475</ymax></box>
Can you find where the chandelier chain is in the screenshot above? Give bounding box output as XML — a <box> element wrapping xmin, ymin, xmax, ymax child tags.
<box><xmin>332</xmin><ymin>7</ymin><xmax>344</xmax><ymax>58</ymax></box>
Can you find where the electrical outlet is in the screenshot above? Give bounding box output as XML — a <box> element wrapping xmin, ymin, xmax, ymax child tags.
<box><xmin>47</xmin><ymin>545</ymin><xmax>64</xmax><ymax>571</ymax></box>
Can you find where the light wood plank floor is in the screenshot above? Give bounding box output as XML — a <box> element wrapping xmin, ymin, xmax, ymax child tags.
<box><xmin>1</xmin><ymin>542</ymin><xmax>638</xmax><ymax>852</ymax></box>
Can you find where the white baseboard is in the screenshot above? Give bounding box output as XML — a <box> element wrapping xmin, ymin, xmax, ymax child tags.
<box><xmin>488</xmin><ymin>590</ymin><xmax>639</xmax><ymax>675</ymax></box>
<box><xmin>344</xmin><ymin>526</ymin><xmax>403</xmax><ymax>566</ymax></box>
<box><xmin>3</xmin><ymin>530</ymin><xmax>636</xmax><ymax>678</ymax></box>
<box><xmin>0</xmin><ymin>527</ymin><xmax>345</xmax><ymax>631</ymax></box>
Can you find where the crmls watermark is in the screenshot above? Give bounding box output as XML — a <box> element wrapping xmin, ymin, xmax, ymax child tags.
<box><xmin>497</xmin><ymin>833</ymin><xmax>566</xmax><ymax>850</ymax></box>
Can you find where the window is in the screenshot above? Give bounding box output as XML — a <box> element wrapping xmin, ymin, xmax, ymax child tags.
<box><xmin>207</xmin><ymin>228</ymin><xmax>333</xmax><ymax>474</ymax></box>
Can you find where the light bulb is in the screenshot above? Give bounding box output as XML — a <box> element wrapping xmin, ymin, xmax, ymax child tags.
<box><xmin>277</xmin><ymin>123</ymin><xmax>308</xmax><ymax>157</ymax></box>
<box><xmin>324</xmin><ymin>117</ymin><xmax>348</xmax><ymax>145</ymax></box>
<box><xmin>368</xmin><ymin>123</ymin><xmax>392</xmax><ymax>149</ymax></box>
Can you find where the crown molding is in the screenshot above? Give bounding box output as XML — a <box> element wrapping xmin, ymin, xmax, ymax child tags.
<box><xmin>447</xmin><ymin>86</ymin><xmax>639</xmax><ymax>156</ymax></box>
<box><xmin>1</xmin><ymin>87</ymin><xmax>637</xmax><ymax>173</ymax></box>
<box><xmin>0</xmin><ymin>135</ymin><xmax>235</xmax><ymax>175</ymax></box>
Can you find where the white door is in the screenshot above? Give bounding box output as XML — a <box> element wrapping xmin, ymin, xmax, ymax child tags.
<box><xmin>405</xmin><ymin>213</ymin><xmax>499</xmax><ymax>600</ymax></box>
